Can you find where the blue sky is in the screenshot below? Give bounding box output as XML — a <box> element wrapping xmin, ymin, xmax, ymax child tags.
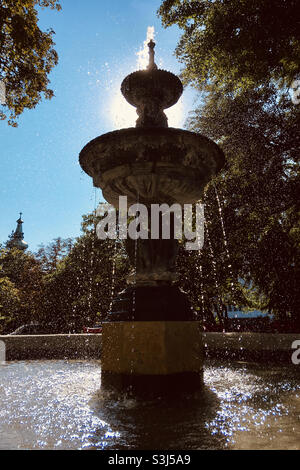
<box><xmin>0</xmin><ymin>0</ymin><xmax>196</xmax><ymax>252</ymax></box>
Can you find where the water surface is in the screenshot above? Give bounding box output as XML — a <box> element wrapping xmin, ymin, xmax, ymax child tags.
<box><xmin>0</xmin><ymin>360</ymin><xmax>299</xmax><ymax>450</ymax></box>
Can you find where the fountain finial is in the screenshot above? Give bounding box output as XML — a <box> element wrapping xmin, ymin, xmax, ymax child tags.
<box><xmin>147</xmin><ymin>39</ymin><xmax>157</xmax><ymax>70</ymax></box>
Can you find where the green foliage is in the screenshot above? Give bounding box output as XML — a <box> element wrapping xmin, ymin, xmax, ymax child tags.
<box><xmin>158</xmin><ymin>0</ymin><xmax>300</xmax><ymax>92</ymax></box>
<box><xmin>0</xmin><ymin>0</ymin><xmax>61</xmax><ymax>126</ymax></box>
<box><xmin>36</xmin><ymin>237</ymin><xmax>73</xmax><ymax>273</ymax></box>
<box><xmin>0</xmin><ymin>270</ymin><xmax>20</xmax><ymax>333</ymax></box>
<box><xmin>158</xmin><ymin>0</ymin><xmax>300</xmax><ymax>327</ymax></box>
<box><xmin>38</xmin><ymin>215</ymin><xmax>129</xmax><ymax>332</ymax></box>
<box><xmin>0</xmin><ymin>213</ymin><xmax>129</xmax><ymax>333</ymax></box>
<box><xmin>184</xmin><ymin>83</ymin><xmax>300</xmax><ymax>325</ymax></box>
<box><xmin>1</xmin><ymin>200</ymin><xmax>299</xmax><ymax>332</ymax></box>
<box><xmin>0</xmin><ymin>247</ymin><xmax>44</xmax><ymax>332</ymax></box>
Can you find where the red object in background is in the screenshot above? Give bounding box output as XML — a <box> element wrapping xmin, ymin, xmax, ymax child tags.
<box><xmin>83</xmin><ymin>325</ymin><xmax>102</xmax><ymax>334</ymax></box>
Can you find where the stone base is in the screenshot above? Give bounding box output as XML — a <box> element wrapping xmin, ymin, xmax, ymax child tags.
<box><xmin>101</xmin><ymin>371</ymin><xmax>203</xmax><ymax>398</ymax></box>
<box><xmin>101</xmin><ymin>321</ymin><xmax>203</xmax><ymax>396</ymax></box>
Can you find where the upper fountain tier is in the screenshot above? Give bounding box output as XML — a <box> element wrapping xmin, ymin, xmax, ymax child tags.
<box><xmin>79</xmin><ymin>39</ymin><xmax>225</xmax><ymax>206</ymax></box>
<box><xmin>121</xmin><ymin>39</ymin><xmax>183</xmax><ymax>128</ymax></box>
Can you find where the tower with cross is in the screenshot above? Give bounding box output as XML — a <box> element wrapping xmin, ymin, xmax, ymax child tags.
<box><xmin>6</xmin><ymin>212</ymin><xmax>29</xmax><ymax>251</ymax></box>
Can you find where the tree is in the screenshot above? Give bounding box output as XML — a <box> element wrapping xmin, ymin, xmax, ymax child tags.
<box><xmin>0</xmin><ymin>270</ymin><xmax>21</xmax><ymax>334</ymax></box>
<box><xmin>177</xmin><ymin>85</ymin><xmax>299</xmax><ymax>327</ymax></box>
<box><xmin>0</xmin><ymin>213</ymin><xmax>129</xmax><ymax>334</ymax></box>
<box><xmin>0</xmin><ymin>247</ymin><xmax>44</xmax><ymax>331</ymax></box>
<box><xmin>158</xmin><ymin>0</ymin><xmax>300</xmax><ymax>329</ymax></box>
<box><xmin>187</xmin><ymin>74</ymin><xmax>300</xmax><ymax>325</ymax></box>
<box><xmin>158</xmin><ymin>0</ymin><xmax>300</xmax><ymax>93</ymax></box>
<box><xmin>39</xmin><ymin>213</ymin><xmax>129</xmax><ymax>332</ymax></box>
<box><xmin>36</xmin><ymin>237</ymin><xmax>73</xmax><ymax>273</ymax></box>
<box><xmin>0</xmin><ymin>0</ymin><xmax>61</xmax><ymax>126</ymax></box>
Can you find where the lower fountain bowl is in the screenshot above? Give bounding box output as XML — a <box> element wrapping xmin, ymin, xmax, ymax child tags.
<box><xmin>79</xmin><ymin>127</ymin><xmax>225</xmax><ymax>206</ymax></box>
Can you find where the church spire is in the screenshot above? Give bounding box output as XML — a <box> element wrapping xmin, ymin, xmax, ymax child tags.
<box><xmin>7</xmin><ymin>212</ymin><xmax>29</xmax><ymax>250</ymax></box>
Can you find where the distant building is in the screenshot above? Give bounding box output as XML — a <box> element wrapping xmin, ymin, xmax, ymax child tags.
<box><xmin>6</xmin><ymin>212</ymin><xmax>29</xmax><ymax>251</ymax></box>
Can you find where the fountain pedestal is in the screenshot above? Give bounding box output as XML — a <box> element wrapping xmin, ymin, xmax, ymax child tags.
<box><xmin>79</xmin><ymin>40</ymin><xmax>224</xmax><ymax>396</ymax></box>
<box><xmin>101</xmin><ymin>321</ymin><xmax>203</xmax><ymax>396</ymax></box>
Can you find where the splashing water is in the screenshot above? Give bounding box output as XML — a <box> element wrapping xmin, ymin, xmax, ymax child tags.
<box><xmin>109</xmin><ymin>27</ymin><xmax>184</xmax><ymax>129</ymax></box>
<box><xmin>1</xmin><ymin>360</ymin><xmax>299</xmax><ymax>450</ymax></box>
<box><xmin>109</xmin><ymin>26</ymin><xmax>155</xmax><ymax>129</ymax></box>
<box><xmin>136</xmin><ymin>25</ymin><xmax>184</xmax><ymax>127</ymax></box>
<box><xmin>136</xmin><ymin>26</ymin><xmax>155</xmax><ymax>70</ymax></box>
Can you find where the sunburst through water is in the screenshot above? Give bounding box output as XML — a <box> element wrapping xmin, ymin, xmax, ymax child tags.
<box><xmin>110</xmin><ymin>26</ymin><xmax>184</xmax><ymax>129</ymax></box>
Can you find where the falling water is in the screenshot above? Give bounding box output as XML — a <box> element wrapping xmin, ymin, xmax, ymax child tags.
<box><xmin>87</xmin><ymin>188</ymin><xmax>98</xmax><ymax>322</ymax></box>
<box><xmin>199</xmin><ymin>264</ymin><xmax>205</xmax><ymax>318</ymax></box>
<box><xmin>129</xmin><ymin>193</ymin><xmax>140</xmax><ymax>394</ymax></box>
<box><xmin>131</xmin><ymin>192</ymin><xmax>140</xmax><ymax>321</ymax></box>
<box><xmin>213</xmin><ymin>182</ymin><xmax>237</xmax><ymax>303</ymax></box>
<box><xmin>109</xmin><ymin>239</ymin><xmax>117</xmax><ymax>314</ymax></box>
<box><xmin>204</xmin><ymin>208</ymin><xmax>225</xmax><ymax>328</ymax></box>
<box><xmin>204</xmin><ymin>220</ymin><xmax>220</xmax><ymax>294</ymax></box>
<box><xmin>188</xmin><ymin>201</ymin><xmax>205</xmax><ymax>320</ymax></box>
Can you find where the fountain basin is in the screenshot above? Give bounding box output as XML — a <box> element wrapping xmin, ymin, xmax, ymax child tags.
<box><xmin>0</xmin><ymin>334</ymin><xmax>101</xmax><ymax>360</ymax></box>
<box><xmin>1</xmin><ymin>333</ymin><xmax>299</xmax><ymax>362</ymax></box>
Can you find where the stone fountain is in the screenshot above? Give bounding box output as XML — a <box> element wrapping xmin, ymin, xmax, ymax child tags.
<box><xmin>79</xmin><ymin>40</ymin><xmax>224</xmax><ymax>396</ymax></box>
